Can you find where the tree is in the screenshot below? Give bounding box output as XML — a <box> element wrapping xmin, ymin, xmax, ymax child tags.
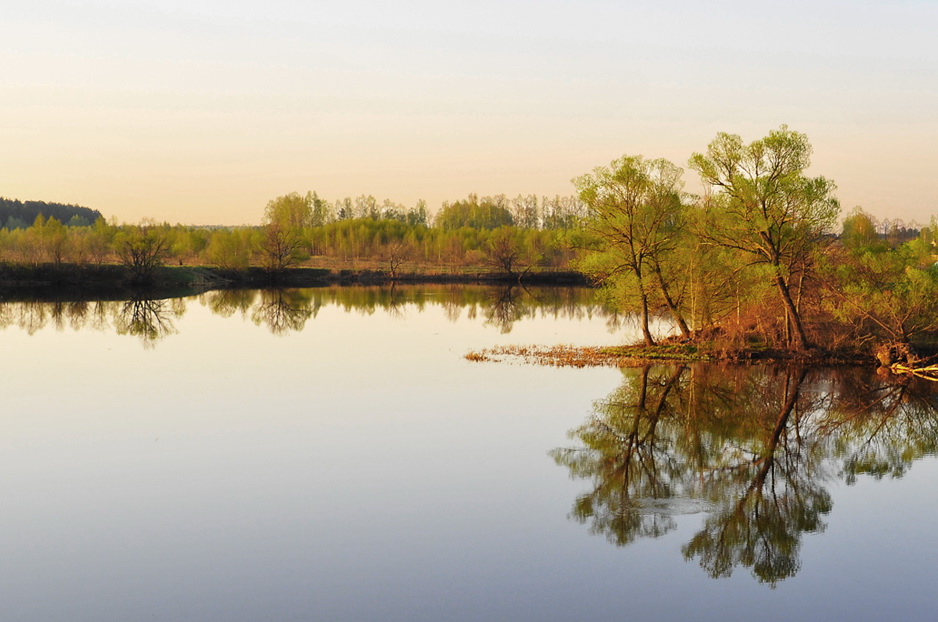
<box><xmin>260</xmin><ymin>222</ymin><xmax>304</xmax><ymax>274</ymax></box>
<box><xmin>574</xmin><ymin>155</ymin><xmax>691</xmax><ymax>345</ymax></box>
<box><xmin>40</xmin><ymin>217</ymin><xmax>69</xmax><ymax>267</ymax></box>
<box><xmin>307</xmin><ymin>191</ymin><xmax>334</xmax><ymax>226</ymax></box>
<box><xmin>406</xmin><ymin>199</ymin><xmax>429</xmax><ymax>227</ymax></box>
<box><xmin>511</xmin><ymin>194</ymin><xmax>541</xmax><ymax>229</ymax></box>
<box><xmin>264</xmin><ymin>192</ymin><xmax>311</xmax><ymax>230</ymax></box>
<box><xmin>689</xmin><ymin>126</ymin><xmax>840</xmax><ymax>350</ymax></box>
<box><xmin>485</xmin><ymin>226</ymin><xmax>538</xmax><ymax>281</ymax></box>
<box><xmin>114</xmin><ymin>220</ymin><xmax>170</xmax><ymax>283</ymax></box>
<box><xmin>354</xmin><ymin>194</ymin><xmax>379</xmax><ymax>219</ymax></box>
<box><xmin>0</xmin><ymin>196</ymin><xmax>103</xmax><ymax>229</ymax></box>
<box><xmin>381</xmin><ymin>239</ymin><xmax>414</xmax><ymax>280</ymax></box>
<box><xmin>206</xmin><ymin>229</ymin><xmax>251</xmax><ymax>271</ymax></box>
<box><xmin>434</xmin><ymin>194</ymin><xmax>514</xmax><ymax>230</ymax></box>
<box><xmin>825</xmin><ymin>242</ymin><xmax>938</xmax><ymax>354</ymax></box>
<box><xmin>260</xmin><ymin>193</ymin><xmax>311</xmax><ymax>274</ymax></box>
<box><xmin>86</xmin><ymin>217</ymin><xmax>114</xmax><ymax>266</ymax></box>
<box><xmin>841</xmin><ymin>207</ymin><xmax>882</xmax><ymax>251</ymax></box>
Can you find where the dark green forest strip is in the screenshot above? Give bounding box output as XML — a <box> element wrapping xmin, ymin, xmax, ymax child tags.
<box><xmin>0</xmin><ymin>263</ymin><xmax>587</xmax><ymax>300</ymax></box>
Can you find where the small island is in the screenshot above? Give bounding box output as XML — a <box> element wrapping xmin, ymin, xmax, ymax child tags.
<box><xmin>466</xmin><ymin>128</ymin><xmax>938</xmax><ymax>376</ymax></box>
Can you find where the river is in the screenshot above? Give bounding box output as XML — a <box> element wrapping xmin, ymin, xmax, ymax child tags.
<box><xmin>0</xmin><ymin>285</ymin><xmax>935</xmax><ymax>621</ymax></box>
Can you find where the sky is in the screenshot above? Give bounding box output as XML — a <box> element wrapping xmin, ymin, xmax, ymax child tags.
<box><xmin>2</xmin><ymin>0</ymin><xmax>936</xmax><ymax>226</ymax></box>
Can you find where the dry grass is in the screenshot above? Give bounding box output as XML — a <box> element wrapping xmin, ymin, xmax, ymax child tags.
<box><xmin>464</xmin><ymin>341</ymin><xmax>868</xmax><ymax>368</ymax></box>
<box><xmin>464</xmin><ymin>344</ymin><xmax>710</xmax><ymax>368</ymax></box>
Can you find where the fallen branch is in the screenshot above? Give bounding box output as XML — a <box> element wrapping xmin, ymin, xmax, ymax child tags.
<box><xmin>890</xmin><ymin>363</ymin><xmax>938</xmax><ymax>382</ymax></box>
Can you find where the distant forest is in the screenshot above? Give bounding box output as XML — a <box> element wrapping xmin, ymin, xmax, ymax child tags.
<box><xmin>0</xmin><ymin>197</ymin><xmax>103</xmax><ymax>229</ymax></box>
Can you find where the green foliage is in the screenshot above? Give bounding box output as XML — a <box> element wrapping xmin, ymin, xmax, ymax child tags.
<box><xmin>113</xmin><ymin>221</ymin><xmax>170</xmax><ymax>282</ymax></box>
<box><xmin>308</xmin><ymin>191</ymin><xmax>334</xmax><ymax>226</ymax></box>
<box><xmin>565</xmin><ymin>127</ymin><xmax>938</xmax><ymax>353</ymax></box>
<box><xmin>688</xmin><ymin>126</ymin><xmax>840</xmax><ymax>350</ymax></box>
<box><xmin>264</xmin><ymin>193</ymin><xmax>312</xmax><ymax>229</ymax></box>
<box><xmin>0</xmin><ymin>196</ymin><xmax>102</xmax><ymax>230</ymax></box>
<box><xmin>574</xmin><ymin>155</ymin><xmax>690</xmax><ymax>343</ymax></box>
<box><xmin>826</xmin><ymin>241</ymin><xmax>938</xmax><ymax>344</ymax></box>
<box><xmin>841</xmin><ymin>206</ymin><xmax>883</xmax><ymax>251</ymax></box>
<box><xmin>39</xmin><ymin>217</ymin><xmax>69</xmax><ymax>268</ymax></box>
<box><xmin>260</xmin><ymin>194</ymin><xmax>312</xmax><ymax>273</ymax></box>
<box><xmin>3</xmin><ymin>140</ymin><xmax>937</xmax><ymax>354</ymax></box>
<box><xmin>206</xmin><ymin>229</ymin><xmax>252</xmax><ymax>271</ymax></box>
<box><xmin>0</xmin><ymin>190</ymin><xmax>582</xmax><ymax>280</ymax></box>
<box><xmin>434</xmin><ymin>194</ymin><xmax>514</xmax><ymax>230</ymax></box>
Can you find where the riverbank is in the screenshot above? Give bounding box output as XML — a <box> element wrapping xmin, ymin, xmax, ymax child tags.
<box><xmin>0</xmin><ymin>263</ymin><xmax>588</xmax><ymax>300</ymax></box>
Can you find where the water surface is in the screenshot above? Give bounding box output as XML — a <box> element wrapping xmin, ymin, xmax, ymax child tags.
<box><xmin>0</xmin><ymin>286</ymin><xmax>935</xmax><ymax>621</ymax></box>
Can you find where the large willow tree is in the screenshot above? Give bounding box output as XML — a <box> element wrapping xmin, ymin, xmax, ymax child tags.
<box><xmin>689</xmin><ymin>126</ymin><xmax>839</xmax><ymax>350</ymax></box>
<box><xmin>574</xmin><ymin>155</ymin><xmax>690</xmax><ymax>345</ymax></box>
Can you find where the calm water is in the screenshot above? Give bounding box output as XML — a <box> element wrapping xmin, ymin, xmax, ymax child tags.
<box><xmin>1</xmin><ymin>286</ymin><xmax>936</xmax><ymax>621</ymax></box>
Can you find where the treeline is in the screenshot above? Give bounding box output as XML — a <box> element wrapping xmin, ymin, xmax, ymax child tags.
<box><xmin>283</xmin><ymin>191</ymin><xmax>587</xmax><ymax>230</ymax></box>
<box><xmin>574</xmin><ymin>125</ymin><xmax>938</xmax><ymax>358</ymax></box>
<box><xmin>0</xmin><ymin>192</ymin><xmax>587</xmax><ymax>281</ymax></box>
<box><xmin>0</xmin><ymin>197</ymin><xmax>103</xmax><ymax>230</ymax></box>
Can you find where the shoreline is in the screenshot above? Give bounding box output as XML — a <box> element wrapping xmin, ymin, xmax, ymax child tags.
<box><xmin>5</xmin><ymin>263</ymin><xmax>932</xmax><ymax>376</ymax></box>
<box><xmin>0</xmin><ymin>263</ymin><xmax>588</xmax><ymax>301</ymax></box>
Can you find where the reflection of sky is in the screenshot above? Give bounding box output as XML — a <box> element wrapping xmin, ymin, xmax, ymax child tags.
<box><xmin>0</xmin><ymin>294</ymin><xmax>936</xmax><ymax>620</ymax></box>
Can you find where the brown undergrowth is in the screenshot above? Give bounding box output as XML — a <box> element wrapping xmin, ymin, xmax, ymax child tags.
<box><xmin>465</xmin><ymin>341</ymin><xmax>870</xmax><ymax>368</ymax></box>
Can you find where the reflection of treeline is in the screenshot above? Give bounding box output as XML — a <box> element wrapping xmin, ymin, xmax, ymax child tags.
<box><xmin>0</xmin><ymin>285</ymin><xmax>609</xmax><ymax>343</ymax></box>
<box><xmin>201</xmin><ymin>285</ymin><xmax>609</xmax><ymax>334</ymax></box>
<box><xmin>553</xmin><ymin>364</ymin><xmax>938</xmax><ymax>585</ymax></box>
<box><xmin>0</xmin><ymin>297</ymin><xmax>185</xmax><ymax>347</ymax></box>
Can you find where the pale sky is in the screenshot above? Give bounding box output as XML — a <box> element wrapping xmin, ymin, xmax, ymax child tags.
<box><xmin>2</xmin><ymin>0</ymin><xmax>936</xmax><ymax>225</ymax></box>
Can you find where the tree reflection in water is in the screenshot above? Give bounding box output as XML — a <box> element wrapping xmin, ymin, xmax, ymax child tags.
<box><xmin>113</xmin><ymin>296</ymin><xmax>183</xmax><ymax>348</ymax></box>
<box><xmin>550</xmin><ymin>365</ymin><xmax>688</xmax><ymax>545</ymax></box>
<box><xmin>0</xmin><ymin>285</ymin><xmax>609</xmax><ymax>345</ymax></box>
<box><xmin>553</xmin><ymin>364</ymin><xmax>938</xmax><ymax>585</ymax></box>
<box><xmin>203</xmin><ymin>289</ymin><xmax>257</xmax><ymax>319</ymax></box>
<box><xmin>484</xmin><ymin>285</ymin><xmax>529</xmax><ymax>334</ymax></box>
<box><xmin>250</xmin><ymin>289</ymin><xmax>315</xmax><ymax>335</ymax></box>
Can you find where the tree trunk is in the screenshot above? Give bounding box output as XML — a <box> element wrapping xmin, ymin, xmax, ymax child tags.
<box><xmin>652</xmin><ymin>261</ymin><xmax>691</xmax><ymax>339</ymax></box>
<box><xmin>636</xmin><ymin>365</ymin><xmax>649</xmax><ymax>410</ymax></box>
<box><xmin>754</xmin><ymin>366</ymin><xmax>808</xmax><ymax>486</ymax></box>
<box><xmin>640</xmin><ymin>291</ymin><xmax>656</xmax><ymax>346</ymax></box>
<box><xmin>773</xmin><ymin>274</ymin><xmax>811</xmax><ymax>351</ymax></box>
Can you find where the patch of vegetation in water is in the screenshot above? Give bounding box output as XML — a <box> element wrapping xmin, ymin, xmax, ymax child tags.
<box><xmin>466</xmin><ymin>341</ymin><xmax>872</xmax><ymax>368</ymax></box>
